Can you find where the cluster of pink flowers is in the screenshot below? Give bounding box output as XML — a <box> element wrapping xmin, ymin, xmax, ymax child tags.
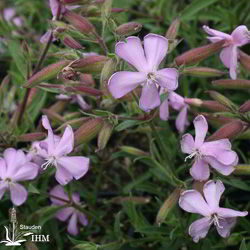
<box><xmin>107</xmin><ymin>29</ymin><xmax>249</xmax><ymax>242</ymax></box>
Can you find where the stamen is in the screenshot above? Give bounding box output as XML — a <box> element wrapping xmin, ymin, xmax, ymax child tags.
<box><xmin>184</xmin><ymin>151</ymin><xmax>197</xmax><ymax>162</ymax></box>
<box><xmin>212</xmin><ymin>214</ymin><xmax>223</xmax><ymax>229</ymax></box>
<box><xmin>41</xmin><ymin>157</ymin><xmax>57</xmax><ymax>170</ymax></box>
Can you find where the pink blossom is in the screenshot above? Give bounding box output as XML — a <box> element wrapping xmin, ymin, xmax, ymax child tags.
<box><xmin>160</xmin><ymin>91</ymin><xmax>189</xmax><ymax>133</ymax></box>
<box><xmin>0</xmin><ymin>148</ymin><xmax>39</xmax><ymax>206</ymax></box>
<box><xmin>3</xmin><ymin>8</ymin><xmax>23</xmax><ymax>27</ymax></box>
<box><xmin>108</xmin><ymin>34</ymin><xmax>179</xmax><ymax>112</ymax></box>
<box><xmin>203</xmin><ymin>25</ymin><xmax>250</xmax><ymax>79</ymax></box>
<box><xmin>50</xmin><ymin>185</ymin><xmax>88</xmax><ymax>235</ymax></box>
<box><xmin>38</xmin><ymin>115</ymin><xmax>89</xmax><ymax>185</ymax></box>
<box><xmin>179</xmin><ymin>180</ymin><xmax>248</xmax><ymax>242</ymax></box>
<box><xmin>181</xmin><ymin>115</ymin><xmax>238</xmax><ymax>181</ymax></box>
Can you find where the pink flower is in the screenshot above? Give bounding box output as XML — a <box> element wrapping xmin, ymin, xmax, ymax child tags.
<box><xmin>50</xmin><ymin>185</ymin><xmax>88</xmax><ymax>235</ymax></box>
<box><xmin>203</xmin><ymin>25</ymin><xmax>250</xmax><ymax>79</ymax></box>
<box><xmin>160</xmin><ymin>91</ymin><xmax>189</xmax><ymax>133</ymax></box>
<box><xmin>3</xmin><ymin>7</ymin><xmax>23</xmax><ymax>27</ymax></box>
<box><xmin>181</xmin><ymin>115</ymin><xmax>238</xmax><ymax>181</ymax></box>
<box><xmin>179</xmin><ymin>180</ymin><xmax>248</xmax><ymax>243</ymax></box>
<box><xmin>0</xmin><ymin>148</ymin><xmax>39</xmax><ymax>206</ymax></box>
<box><xmin>38</xmin><ymin>115</ymin><xmax>89</xmax><ymax>185</ymax></box>
<box><xmin>108</xmin><ymin>34</ymin><xmax>179</xmax><ymax>112</ymax></box>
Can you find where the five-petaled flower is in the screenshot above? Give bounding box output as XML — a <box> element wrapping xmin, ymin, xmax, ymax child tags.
<box><xmin>108</xmin><ymin>33</ymin><xmax>179</xmax><ymax>112</ymax></box>
<box><xmin>38</xmin><ymin>115</ymin><xmax>89</xmax><ymax>185</ymax></box>
<box><xmin>179</xmin><ymin>180</ymin><xmax>248</xmax><ymax>242</ymax></box>
<box><xmin>160</xmin><ymin>91</ymin><xmax>189</xmax><ymax>133</ymax></box>
<box><xmin>203</xmin><ymin>25</ymin><xmax>250</xmax><ymax>79</ymax></box>
<box><xmin>50</xmin><ymin>185</ymin><xmax>88</xmax><ymax>235</ymax></box>
<box><xmin>181</xmin><ymin>115</ymin><xmax>238</xmax><ymax>181</ymax></box>
<box><xmin>0</xmin><ymin>148</ymin><xmax>39</xmax><ymax>206</ymax></box>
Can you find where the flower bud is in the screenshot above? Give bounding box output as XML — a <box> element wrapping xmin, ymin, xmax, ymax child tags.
<box><xmin>110</xmin><ymin>196</ymin><xmax>151</xmax><ymax>204</ymax></box>
<box><xmin>175</xmin><ymin>40</ymin><xmax>225</xmax><ymax>66</ymax></box>
<box><xmin>64</xmin><ymin>85</ymin><xmax>102</xmax><ymax>96</ymax></box>
<box><xmin>56</xmin><ymin>117</ymin><xmax>90</xmax><ymax>131</ymax></box>
<box><xmin>42</xmin><ymin>109</ymin><xmax>65</xmax><ymax>124</ymax></box>
<box><xmin>166</xmin><ymin>18</ymin><xmax>180</xmax><ymax>40</ymax></box>
<box><xmin>183</xmin><ymin>67</ymin><xmax>225</xmax><ymax>77</ymax></box>
<box><xmin>156</xmin><ymin>188</ymin><xmax>181</xmax><ymax>225</ymax></box>
<box><xmin>17</xmin><ymin>132</ymin><xmax>47</xmax><ymax>142</ymax></box>
<box><xmin>63</xmin><ymin>36</ymin><xmax>84</xmax><ymax>49</ymax></box>
<box><xmin>74</xmin><ymin>118</ymin><xmax>104</xmax><ymax>146</ymax></box>
<box><xmin>184</xmin><ymin>98</ymin><xmax>203</xmax><ymax>107</ymax></box>
<box><xmin>71</xmin><ymin>55</ymin><xmax>109</xmax><ymax>73</ymax></box>
<box><xmin>48</xmin><ymin>100</ymin><xmax>70</xmax><ymax>113</ymax></box>
<box><xmin>206</xmin><ymin>90</ymin><xmax>237</xmax><ymax>111</ymax></box>
<box><xmin>61</xmin><ymin>0</ymin><xmax>90</xmax><ymax>4</ymax></box>
<box><xmin>64</xmin><ymin>10</ymin><xmax>95</xmax><ymax>34</ymax></box>
<box><xmin>234</xmin><ymin>164</ymin><xmax>250</xmax><ymax>175</ymax></box>
<box><xmin>100</xmin><ymin>58</ymin><xmax>117</xmax><ymax>88</ymax></box>
<box><xmin>212</xmin><ymin>79</ymin><xmax>250</xmax><ymax>90</ymax></box>
<box><xmin>24</xmin><ymin>60</ymin><xmax>70</xmax><ymax>88</ymax></box>
<box><xmin>115</xmin><ymin>22</ymin><xmax>142</xmax><ymax>36</ymax></box>
<box><xmin>239</xmin><ymin>100</ymin><xmax>250</xmax><ymax>113</ymax></box>
<box><xmin>120</xmin><ymin>146</ymin><xmax>148</xmax><ymax>156</ymax></box>
<box><xmin>239</xmin><ymin>50</ymin><xmax>250</xmax><ymax>72</ymax></box>
<box><xmin>97</xmin><ymin>121</ymin><xmax>113</xmax><ymax>151</ymax></box>
<box><xmin>202</xmin><ymin>112</ymin><xmax>235</xmax><ymax>127</ymax></box>
<box><xmin>206</xmin><ymin>120</ymin><xmax>244</xmax><ymax>141</ymax></box>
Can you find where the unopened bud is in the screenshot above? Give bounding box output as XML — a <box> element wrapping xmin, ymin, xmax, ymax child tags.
<box><xmin>234</xmin><ymin>164</ymin><xmax>250</xmax><ymax>175</ymax></box>
<box><xmin>74</xmin><ymin>118</ymin><xmax>104</xmax><ymax>146</ymax></box>
<box><xmin>175</xmin><ymin>40</ymin><xmax>225</xmax><ymax>66</ymax></box>
<box><xmin>184</xmin><ymin>98</ymin><xmax>203</xmax><ymax>107</ymax></box>
<box><xmin>61</xmin><ymin>0</ymin><xmax>90</xmax><ymax>4</ymax></box>
<box><xmin>17</xmin><ymin>132</ymin><xmax>46</xmax><ymax>142</ymax></box>
<box><xmin>239</xmin><ymin>50</ymin><xmax>250</xmax><ymax>72</ymax></box>
<box><xmin>63</xmin><ymin>36</ymin><xmax>84</xmax><ymax>49</ymax></box>
<box><xmin>42</xmin><ymin>109</ymin><xmax>65</xmax><ymax>124</ymax></box>
<box><xmin>110</xmin><ymin>196</ymin><xmax>151</xmax><ymax>204</ymax></box>
<box><xmin>71</xmin><ymin>55</ymin><xmax>109</xmax><ymax>73</ymax></box>
<box><xmin>206</xmin><ymin>90</ymin><xmax>237</xmax><ymax>111</ymax></box>
<box><xmin>212</xmin><ymin>79</ymin><xmax>250</xmax><ymax>90</ymax></box>
<box><xmin>64</xmin><ymin>85</ymin><xmax>103</xmax><ymax>96</ymax></box>
<box><xmin>100</xmin><ymin>58</ymin><xmax>117</xmax><ymax>88</ymax></box>
<box><xmin>206</xmin><ymin>120</ymin><xmax>244</xmax><ymax>141</ymax></box>
<box><xmin>97</xmin><ymin>121</ymin><xmax>113</xmax><ymax>151</ymax></box>
<box><xmin>183</xmin><ymin>67</ymin><xmax>225</xmax><ymax>77</ymax></box>
<box><xmin>115</xmin><ymin>22</ymin><xmax>142</xmax><ymax>36</ymax></box>
<box><xmin>239</xmin><ymin>100</ymin><xmax>250</xmax><ymax>113</ymax></box>
<box><xmin>56</xmin><ymin>117</ymin><xmax>90</xmax><ymax>131</ymax></box>
<box><xmin>202</xmin><ymin>112</ymin><xmax>235</xmax><ymax>127</ymax></box>
<box><xmin>24</xmin><ymin>60</ymin><xmax>70</xmax><ymax>88</ymax></box>
<box><xmin>156</xmin><ymin>188</ymin><xmax>181</xmax><ymax>225</ymax></box>
<box><xmin>120</xmin><ymin>146</ymin><xmax>148</xmax><ymax>156</ymax></box>
<box><xmin>49</xmin><ymin>100</ymin><xmax>70</xmax><ymax>113</ymax></box>
<box><xmin>64</xmin><ymin>10</ymin><xmax>95</xmax><ymax>34</ymax></box>
<box><xmin>166</xmin><ymin>18</ymin><xmax>180</xmax><ymax>40</ymax></box>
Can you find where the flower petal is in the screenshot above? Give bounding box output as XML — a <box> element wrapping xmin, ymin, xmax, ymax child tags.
<box><xmin>204</xmin><ymin>156</ymin><xmax>235</xmax><ymax>176</ymax></box>
<box><xmin>139</xmin><ymin>83</ymin><xmax>161</xmax><ymax>112</ymax></box>
<box><xmin>10</xmin><ymin>183</ymin><xmax>28</xmax><ymax>206</ymax></box>
<box><xmin>179</xmin><ymin>190</ymin><xmax>211</xmax><ymax>216</ymax></box>
<box><xmin>216</xmin><ymin>217</ymin><xmax>236</xmax><ymax>238</ymax></box>
<box><xmin>54</xmin><ymin>126</ymin><xmax>74</xmax><ymax>157</ymax></box>
<box><xmin>55</xmin><ymin>167</ymin><xmax>73</xmax><ymax>185</ymax></box>
<box><xmin>57</xmin><ymin>156</ymin><xmax>89</xmax><ymax>180</ymax></box>
<box><xmin>75</xmin><ymin>95</ymin><xmax>92</xmax><ymax>110</ymax></box>
<box><xmin>56</xmin><ymin>207</ymin><xmax>74</xmax><ymax>221</ymax></box>
<box><xmin>49</xmin><ymin>0</ymin><xmax>60</xmax><ymax>17</ymax></box>
<box><xmin>4</xmin><ymin>148</ymin><xmax>27</xmax><ymax>173</ymax></box>
<box><xmin>217</xmin><ymin>207</ymin><xmax>248</xmax><ymax>218</ymax></box>
<box><xmin>0</xmin><ymin>158</ymin><xmax>7</xmax><ymax>179</ymax></box>
<box><xmin>168</xmin><ymin>92</ymin><xmax>185</xmax><ymax>110</ymax></box>
<box><xmin>176</xmin><ymin>106</ymin><xmax>189</xmax><ymax>134</ymax></box>
<box><xmin>67</xmin><ymin>213</ymin><xmax>79</xmax><ymax>235</ymax></box>
<box><xmin>78</xmin><ymin>212</ymin><xmax>88</xmax><ymax>226</ymax></box>
<box><xmin>203</xmin><ymin>180</ymin><xmax>225</xmax><ymax>211</ymax></box>
<box><xmin>40</xmin><ymin>30</ymin><xmax>52</xmax><ymax>44</ymax></box>
<box><xmin>202</xmin><ymin>139</ymin><xmax>232</xmax><ymax>151</ymax></box>
<box><xmin>194</xmin><ymin>115</ymin><xmax>208</xmax><ymax>148</ymax></box>
<box><xmin>159</xmin><ymin>98</ymin><xmax>169</xmax><ymax>121</ymax></box>
<box><xmin>0</xmin><ymin>181</ymin><xmax>8</xmax><ymax>200</ymax></box>
<box><xmin>229</xmin><ymin>45</ymin><xmax>238</xmax><ymax>80</ymax></box>
<box><xmin>115</xmin><ymin>37</ymin><xmax>148</xmax><ymax>72</ymax></box>
<box><xmin>108</xmin><ymin>71</ymin><xmax>146</xmax><ymax>99</ymax></box>
<box><xmin>203</xmin><ymin>26</ymin><xmax>232</xmax><ymax>40</ymax></box>
<box><xmin>12</xmin><ymin>162</ymin><xmax>39</xmax><ymax>182</ymax></box>
<box><xmin>220</xmin><ymin>46</ymin><xmax>233</xmax><ymax>68</ymax></box>
<box><xmin>190</xmin><ymin>159</ymin><xmax>210</xmax><ymax>181</ymax></box>
<box><xmin>143</xmin><ymin>33</ymin><xmax>168</xmax><ymax>71</ymax></box>
<box><xmin>231</xmin><ymin>25</ymin><xmax>250</xmax><ymax>46</ymax></box>
<box><xmin>50</xmin><ymin>185</ymin><xmax>69</xmax><ymax>205</ymax></box>
<box><xmin>181</xmin><ymin>134</ymin><xmax>195</xmax><ymax>154</ymax></box>
<box><xmin>189</xmin><ymin>217</ymin><xmax>212</xmax><ymax>243</ymax></box>
<box><xmin>156</xmin><ymin>68</ymin><xmax>179</xmax><ymax>90</ymax></box>
<box><xmin>42</xmin><ymin>115</ymin><xmax>55</xmax><ymax>154</ymax></box>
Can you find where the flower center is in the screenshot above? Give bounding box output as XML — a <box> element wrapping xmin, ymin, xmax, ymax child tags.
<box><xmin>210</xmin><ymin>214</ymin><xmax>224</xmax><ymax>229</ymax></box>
<box><xmin>41</xmin><ymin>156</ymin><xmax>57</xmax><ymax>170</ymax></box>
<box><xmin>184</xmin><ymin>149</ymin><xmax>201</xmax><ymax>162</ymax></box>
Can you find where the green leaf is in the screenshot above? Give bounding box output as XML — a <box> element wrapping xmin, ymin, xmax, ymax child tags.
<box><xmin>115</xmin><ymin>120</ymin><xmax>141</xmax><ymax>132</ymax></box>
<box><xmin>180</xmin><ymin>0</ymin><xmax>220</xmax><ymax>20</ymax></box>
<box><xmin>239</xmin><ymin>239</ymin><xmax>247</xmax><ymax>250</ymax></box>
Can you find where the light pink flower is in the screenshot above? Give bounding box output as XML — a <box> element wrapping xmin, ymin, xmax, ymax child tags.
<box><xmin>38</xmin><ymin>115</ymin><xmax>89</xmax><ymax>185</ymax></box>
<box><xmin>3</xmin><ymin>8</ymin><xmax>23</xmax><ymax>27</ymax></box>
<box><xmin>203</xmin><ymin>25</ymin><xmax>250</xmax><ymax>79</ymax></box>
<box><xmin>160</xmin><ymin>91</ymin><xmax>189</xmax><ymax>133</ymax></box>
<box><xmin>108</xmin><ymin>34</ymin><xmax>179</xmax><ymax>112</ymax></box>
<box><xmin>50</xmin><ymin>185</ymin><xmax>88</xmax><ymax>235</ymax></box>
<box><xmin>181</xmin><ymin>115</ymin><xmax>238</xmax><ymax>181</ymax></box>
<box><xmin>0</xmin><ymin>148</ymin><xmax>39</xmax><ymax>206</ymax></box>
<box><xmin>179</xmin><ymin>180</ymin><xmax>248</xmax><ymax>243</ymax></box>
